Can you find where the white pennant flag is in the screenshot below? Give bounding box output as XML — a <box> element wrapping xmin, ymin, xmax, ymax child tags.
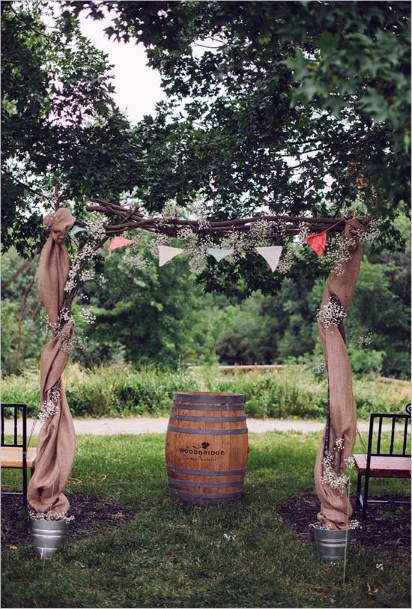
<box><xmin>207</xmin><ymin>247</ymin><xmax>234</xmax><ymax>262</ymax></box>
<box><xmin>256</xmin><ymin>246</ymin><xmax>283</xmax><ymax>272</ymax></box>
<box><xmin>158</xmin><ymin>245</ymin><xmax>185</xmax><ymax>267</ymax></box>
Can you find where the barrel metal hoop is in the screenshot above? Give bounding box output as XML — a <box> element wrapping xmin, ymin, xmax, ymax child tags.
<box><xmin>167</xmin><ymin>425</ymin><xmax>248</xmax><ymax>435</ymax></box>
<box><xmin>170</xmin><ymin>414</ymin><xmax>246</xmax><ymax>423</ymax></box>
<box><xmin>167</xmin><ymin>466</ymin><xmax>247</xmax><ymax>477</ymax></box>
<box><xmin>170</xmin><ymin>489</ymin><xmax>244</xmax><ymax>499</ymax></box>
<box><xmin>172</xmin><ymin>404</ymin><xmax>244</xmax><ymax>412</ymax></box>
<box><xmin>168</xmin><ymin>478</ymin><xmax>244</xmax><ymax>489</ymax></box>
<box><xmin>173</xmin><ymin>393</ymin><xmax>243</xmax><ymax>405</ymax></box>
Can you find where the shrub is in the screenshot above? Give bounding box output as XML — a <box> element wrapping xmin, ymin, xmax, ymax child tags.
<box><xmin>1</xmin><ymin>364</ymin><xmax>409</xmax><ymax>419</ymax></box>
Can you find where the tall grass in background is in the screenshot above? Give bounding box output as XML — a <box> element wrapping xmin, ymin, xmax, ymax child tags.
<box><xmin>2</xmin><ymin>364</ymin><xmax>409</xmax><ymax>419</ymax></box>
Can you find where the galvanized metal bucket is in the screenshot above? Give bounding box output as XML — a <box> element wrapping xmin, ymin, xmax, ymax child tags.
<box><xmin>31</xmin><ymin>519</ymin><xmax>68</xmax><ymax>560</ymax></box>
<box><xmin>313</xmin><ymin>527</ymin><xmax>350</xmax><ymax>562</ymax></box>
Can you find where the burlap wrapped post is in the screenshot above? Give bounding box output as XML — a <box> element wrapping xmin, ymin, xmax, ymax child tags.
<box><xmin>28</xmin><ymin>208</ymin><xmax>76</xmax><ymax>517</ymax></box>
<box><xmin>314</xmin><ymin>219</ymin><xmax>364</xmax><ymax>530</ymax></box>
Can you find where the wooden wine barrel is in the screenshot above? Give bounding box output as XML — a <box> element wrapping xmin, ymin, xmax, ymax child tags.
<box><xmin>165</xmin><ymin>392</ymin><xmax>248</xmax><ymax>504</ymax></box>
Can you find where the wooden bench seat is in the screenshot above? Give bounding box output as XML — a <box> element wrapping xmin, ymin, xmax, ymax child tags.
<box><xmin>1</xmin><ymin>446</ymin><xmax>37</xmax><ymax>468</ymax></box>
<box><xmin>353</xmin><ymin>454</ymin><xmax>411</xmax><ymax>478</ymax></box>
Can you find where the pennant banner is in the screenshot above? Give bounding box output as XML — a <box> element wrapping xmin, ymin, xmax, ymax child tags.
<box><xmin>256</xmin><ymin>246</ymin><xmax>283</xmax><ymax>272</ymax></box>
<box><xmin>158</xmin><ymin>245</ymin><xmax>185</xmax><ymax>267</ymax></box>
<box><xmin>109</xmin><ymin>236</ymin><xmax>134</xmax><ymax>252</ymax></box>
<box><xmin>207</xmin><ymin>248</ymin><xmax>234</xmax><ymax>262</ymax></box>
<box><xmin>70</xmin><ymin>226</ymin><xmax>89</xmax><ymax>236</ymax></box>
<box><xmin>306</xmin><ymin>231</ymin><xmax>327</xmax><ymax>257</ymax></box>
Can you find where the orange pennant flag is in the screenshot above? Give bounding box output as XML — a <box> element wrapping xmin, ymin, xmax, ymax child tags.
<box><xmin>306</xmin><ymin>231</ymin><xmax>327</xmax><ymax>257</ymax></box>
<box><xmin>108</xmin><ymin>236</ymin><xmax>134</xmax><ymax>252</ymax></box>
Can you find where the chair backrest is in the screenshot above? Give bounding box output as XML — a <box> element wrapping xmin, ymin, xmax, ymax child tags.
<box><xmin>1</xmin><ymin>404</ymin><xmax>27</xmax><ymax>449</ymax></box>
<box><xmin>367</xmin><ymin>404</ymin><xmax>411</xmax><ymax>457</ymax></box>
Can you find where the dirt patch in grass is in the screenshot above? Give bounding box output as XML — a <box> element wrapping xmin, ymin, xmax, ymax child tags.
<box><xmin>2</xmin><ymin>490</ymin><xmax>410</xmax><ymax>554</ymax></box>
<box><xmin>1</xmin><ymin>493</ymin><xmax>136</xmax><ymax>550</ymax></box>
<box><xmin>278</xmin><ymin>491</ymin><xmax>411</xmax><ymax>553</ymax></box>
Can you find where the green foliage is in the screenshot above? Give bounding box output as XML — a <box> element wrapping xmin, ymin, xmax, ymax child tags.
<box><xmin>2</xmin><ymin>432</ymin><xmax>410</xmax><ymax>608</ymax></box>
<box><xmin>65</xmin><ymin>0</ymin><xmax>410</xmax><ymax>223</ymax></box>
<box><xmin>2</xmin><ymin>364</ymin><xmax>409</xmax><ymax>420</ymax></box>
<box><xmin>1</xmin><ymin>1</ymin><xmax>142</xmax><ymax>257</ymax></box>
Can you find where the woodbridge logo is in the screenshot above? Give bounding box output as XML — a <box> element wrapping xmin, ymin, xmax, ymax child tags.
<box><xmin>179</xmin><ymin>441</ymin><xmax>225</xmax><ymax>456</ymax></box>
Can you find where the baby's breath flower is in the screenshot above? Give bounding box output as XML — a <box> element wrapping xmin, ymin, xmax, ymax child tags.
<box><xmin>320</xmin><ymin>459</ymin><xmax>349</xmax><ymax>493</ymax></box>
<box><xmin>297</xmin><ymin>222</ymin><xmax>310</xmax><ymax>245</ymax></box>
<box><xmin>39</xmin><ymin>386</ymin><xmax>60</xmax><ymax>422</ymax></box>
<box><xmin>161</xmin><ymin>201</ymin><xmax>181</xmax><ymax>220</ymax></box>
<box><xmin>345</xmin><ymin>456</ymin><xmax>355</xmax><ymax>470</ymax></box>
<box><xmin>194</xmin><ymin>201</ymin><xmax>210</xmax><ymax>229</ymax></box>
<box><xmin>248</xmin><ymin>220</ymin><xmax>276</xmax><ymax>245</ymax></box>
<box><xmin>334</xmin><ymin>437</ymin><xmax>344</xmax><ymax>452</ymax></box>
<box><xmin>356</xmin><ymin>332</ymin><xmax>373</xmax><ymax>348</ymax></box>
<box><xmin>80</xmin><ymin>308</ymin><xmax>96</xmax><ymax>325</ymax></box>
<box><xmin>29</xmin><ymin>508</ymin><xmax>75</xmax><ymax>523</ymax></box>
<box><xmin>317</xmin><ymin>298</ymin><xmax>346</xmax><ymax>328</ymax></box>
<box><xmin>277</xmin><ymin>244</ymin><xmax>294</xmax><ymax>274</ymax></box>
<box><xmin>123</xmin><ymin>253</ymin><xmax>148</xmax><ymax>270</ymax></box>
<box><xmin>80</xmin><ymin>269</ymin><xmax>95</xmax><ymax>282</ymax></box>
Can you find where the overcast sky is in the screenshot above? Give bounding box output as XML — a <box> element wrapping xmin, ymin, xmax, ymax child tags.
<box><xmin>79</xmin><ymin>15</ymin><xmax>165</xmax><ymax>124</ymax></box>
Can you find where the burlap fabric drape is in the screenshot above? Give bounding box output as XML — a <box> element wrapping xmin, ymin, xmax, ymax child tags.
<box><xmin>28</xmin><ymin>208</ymin><xmax>76</xmax><ymax>516</ymax></box>
<box><xmin>314</xmin><ymin>218</ymin><xmax>363</xmax><ymax>529</ymax></box>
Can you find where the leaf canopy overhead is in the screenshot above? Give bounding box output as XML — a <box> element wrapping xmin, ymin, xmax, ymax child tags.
<box><xmin>2</xmin><ymin>1</ymin><xmax>410</xmax><ymax>282</ymax></box>
<box><xmin>65</xmin><ymin>0</ymin><xmax>410</xmax><ymax>222</ymax></box>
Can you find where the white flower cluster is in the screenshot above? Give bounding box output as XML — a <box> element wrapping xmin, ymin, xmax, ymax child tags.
<box><xmin>80</xmin><ymin>269</ymin><xmax>95</xmax><ymax>282</ymax></box>
<box><xmin>46</xmin><ymin>308</ymin><xmax>76</xmax><ymax>353</ymax></box>
<box><xmin>28</xmin><ymin>508</ymin><xmax>75</xmax><ymax>523</ymax></box>
<box><xmin>356</xmin><ymin>218</ymin><xmax>384</xmax><ymax>244</ymax></box>
<box><xmin>80</xmin><ymin>308</ymin><xmax>96</xmax><ymax>325</ymax></box>
<box><xmin>65</xmin><ymin>242</ymin><xmax>97</xmax><ymax>293</ymax></box>
<box><xmin>150</xmin><ymin>232</ymin><xmax>169</xmax><ymax>258</ymax></box>
<box><xmin>315</xmin><ymin>360</ymin><xmax>326</xmax><ymax>375</ymax></box>
<box><xmin>310</xmin><ymin>519</ymin><xmax>360</xmax><ymax>531</ymax></box>
<box><xmin>317</xmin><ymin>298</ymin><xmax>346</xmax><ymax>328</ymax></box>
<box><xmin>177</xmin><ymin>227</ymin><xmax>209</xmax><ymax>273</ymax></box>
<box><xmin>277</xmin><ymin>244</ymin><xmax>294</xmax><ymax>274</ymax></box>
<box><xmin>194</xmin><ymin>201</ymin><xmax>210</xmax><ymax>230</ymax></box>
<box><xmin>161</xmin><ymin>201</ymin><xmax>181</xmax><ymax>220</ymax></box>
<box><xmin>296</xmin><ymin>222</ymin><xmax>310</xmax><ymax>245</ymax></box>
<box><xmin>357</xmin><ymin>332</ymin><xmax>373</xmax><ymax>348</ymax></box>
<box><xmin>39</xmin><ymin>386</ymin><xmax>60</xmax><ymax>422</ymax></box>
<box><xmin>345</xmin><ymin>455</ymin><xmax>355</xmax><ymax>470</ymax></box>
<box><xmin>220</xmin><ymin>230</ymin><xmax>250</xmax><ymax>256</ymax></box>
<box><xmin>322</xmin><ymin>235</ymin><xmax>357</xmax><ymax>276</ymax></box>
<box><xmin>334</xmin><ymin>437</ymin><xmax>344</xmax><ymax>452</ymax></box>
<box><xmin>248</xmin><ymin>220</ymin><xmax>276</xmax><ymax>246</ymax></box>
<box><xmin>86</xmin><ymin>216</ymin><xmax>107</xmax><ymax>240</ymax></box>
<box><xmin>320</xmin><ymin>452</ymin><xmax>350</xmax><ymax>493</ymax></box>
<box><xmin>123</xmin><ymin>253</ymin><xmax>148</xmax><ymax>270</ymax></box>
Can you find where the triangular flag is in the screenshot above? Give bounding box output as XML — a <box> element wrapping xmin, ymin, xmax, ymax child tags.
<box><xmin>306</xmin><ymin>231</ymin><xmax>327</xmax><ymax>256</ymax></box>
<box><xmin>207</xmin><ymin>248</ymin><xmax>234</xmax><ymax>262</ymax></box>
<box><xmin>70</xmin><ymin>226</ymin><xmax>89</xmax><ymax>236</ymax></box>
<box><xmin>256</xmin><ymin>246</ymin><xmax>283</xmax><ymax>272</ymax></box>
<box><xmin>109</xmin><ymin>236</ymin><xmax>134</xmax><ymax>252</ymax></box>
<box><xmin>158</xmin><ymin>245</ymin><xmax>184</xmax><ymax>267</ymax></box>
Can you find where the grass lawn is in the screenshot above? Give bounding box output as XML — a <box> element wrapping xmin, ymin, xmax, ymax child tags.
<box><xmin>1</xmin><ymin>431</ymin><xmax>410</xmax><ymax>608</ymax></box>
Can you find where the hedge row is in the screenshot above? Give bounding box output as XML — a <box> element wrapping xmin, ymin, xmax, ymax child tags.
<box><xmin>2</xmin><ymin>364</ymin><xmax>409</xmax><ymax>420</ymax></box>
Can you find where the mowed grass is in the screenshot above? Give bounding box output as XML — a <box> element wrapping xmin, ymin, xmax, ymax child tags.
<box><xmin>2</xmin><ymin>432</ymin><xmax>410</xmax><ymax>608</ymax></box>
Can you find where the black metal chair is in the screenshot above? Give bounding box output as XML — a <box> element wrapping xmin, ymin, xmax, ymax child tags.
<box><xmin>354</xmin><ymin>404</ymin><xmax>411</xmax><ymax>518</ymax></box>
<box><xmin>1</xmin><ymin>403</ymin><xmax>36</xmax><ymax>508</ymax></box>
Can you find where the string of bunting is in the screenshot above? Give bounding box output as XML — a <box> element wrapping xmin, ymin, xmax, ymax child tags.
<box><xmin>75</xmin><ymin>197</ymin><xmax>373</xmax><ymax>273</ymax></box>
<box><xmin>106</xmin><ymin>221</ymin><xmax>339</xmax><ymax>271</ymax></box>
